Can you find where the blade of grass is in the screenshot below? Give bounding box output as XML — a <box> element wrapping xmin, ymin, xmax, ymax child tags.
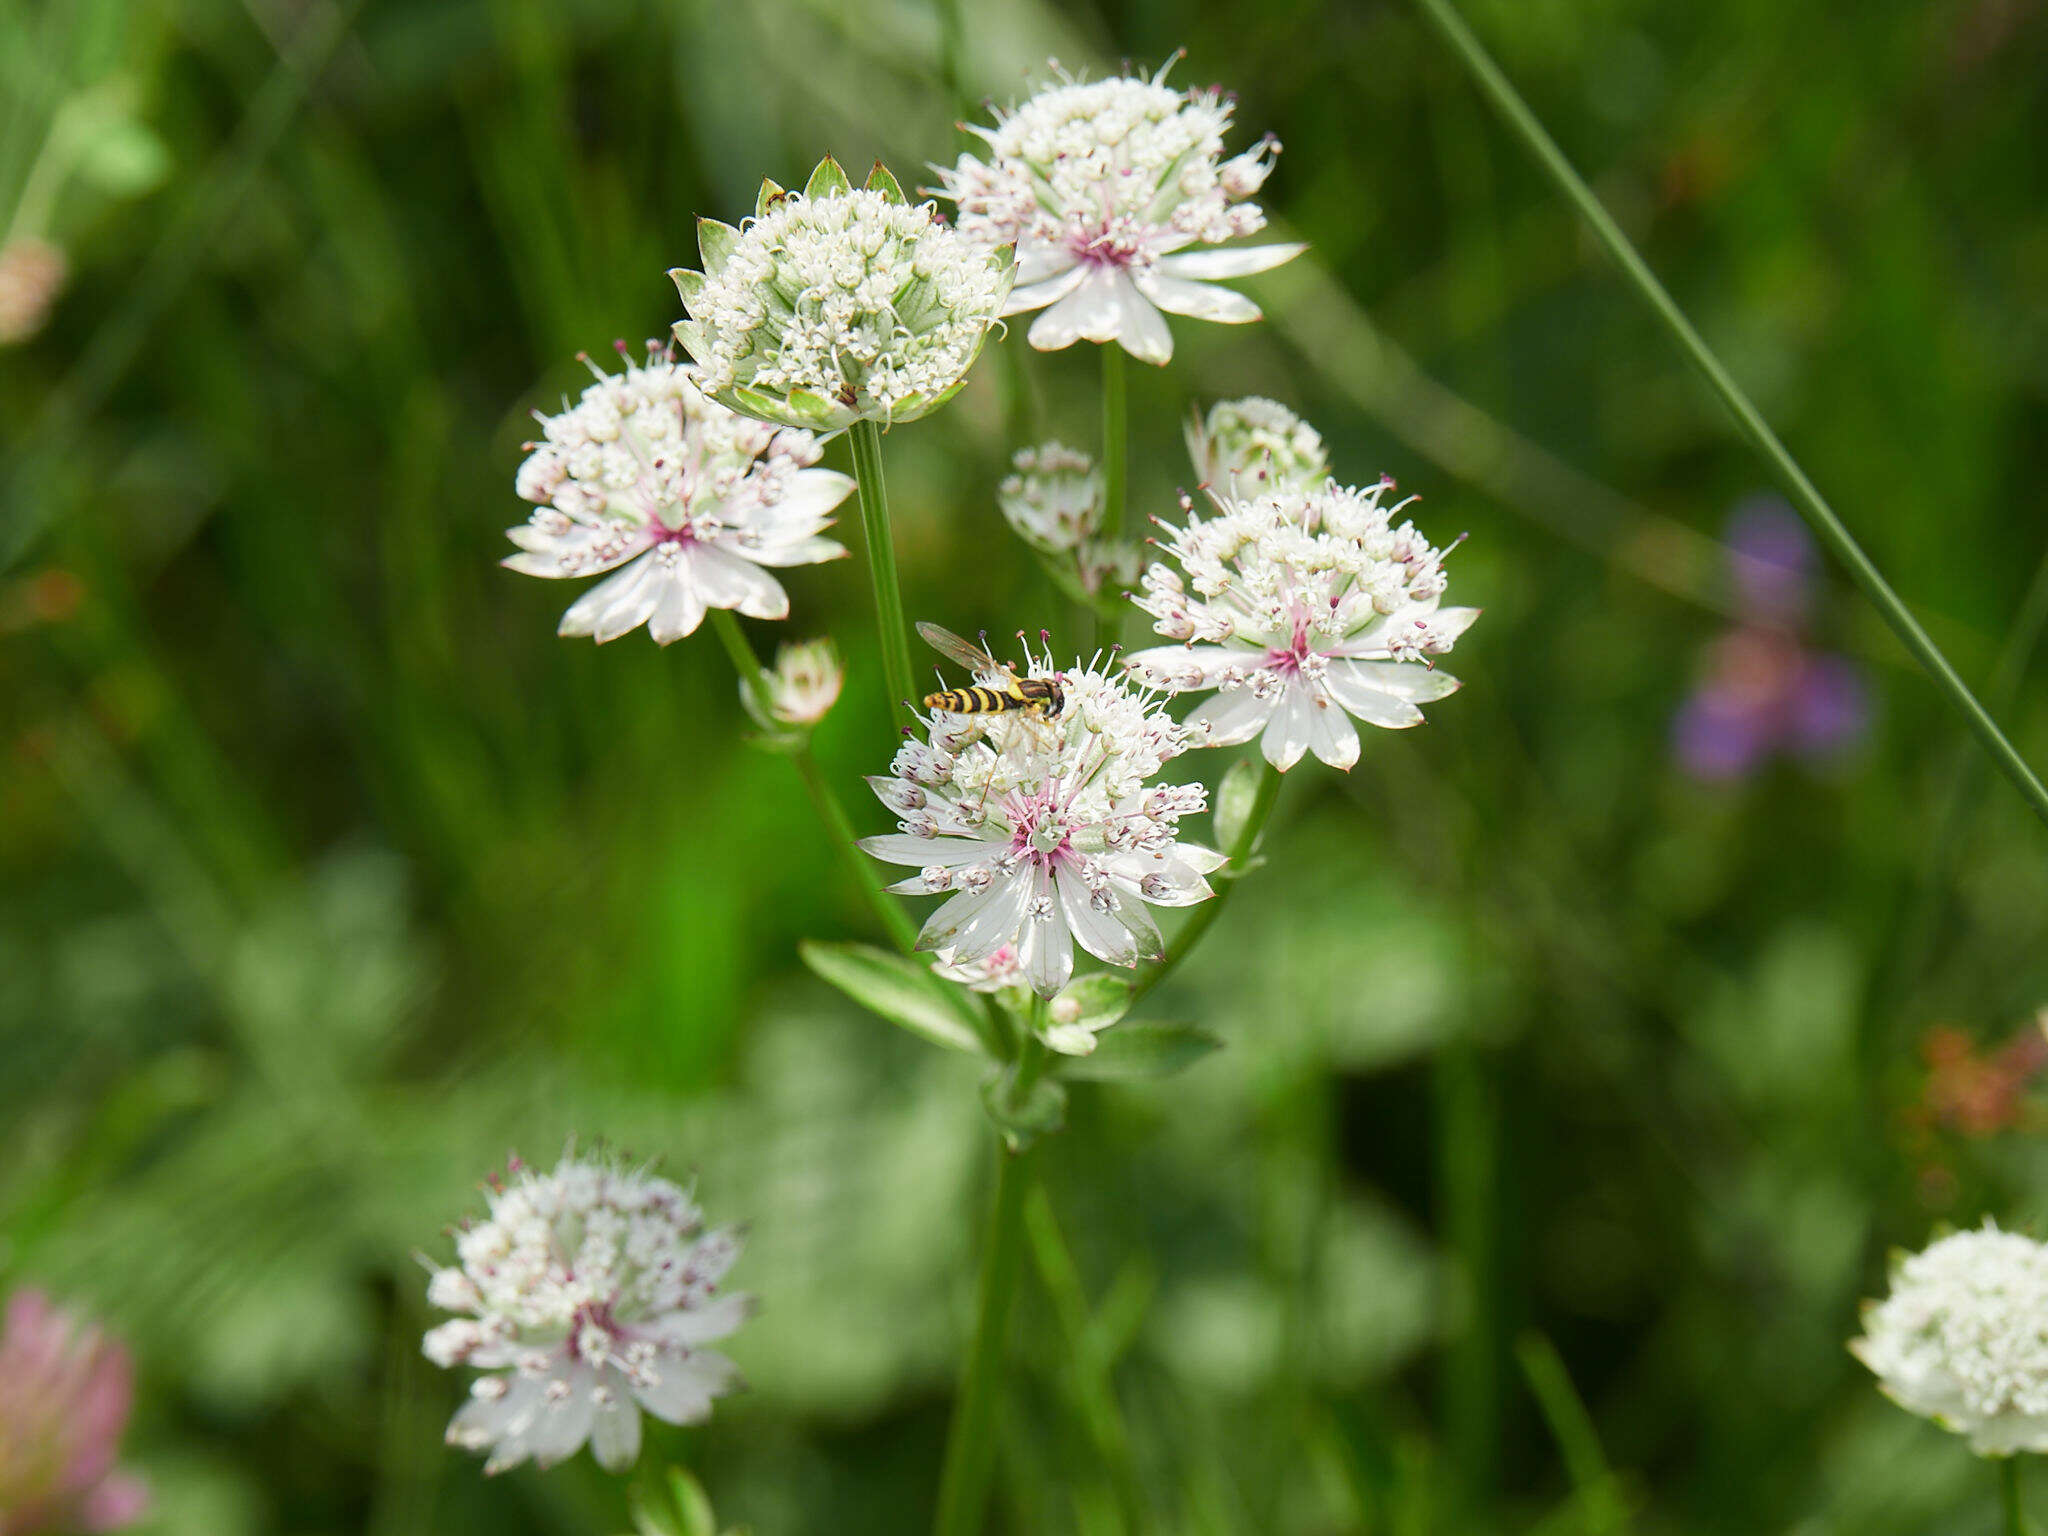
<box><xmin>1516</xmin><ymin>1331</ymin><xmax>1630</xmax><ymax>1535</ymax></box>
<box><xmin>1409</xmin><ymin>0</ymin><xmax>2048</xmax><ymax>829</ymax></box>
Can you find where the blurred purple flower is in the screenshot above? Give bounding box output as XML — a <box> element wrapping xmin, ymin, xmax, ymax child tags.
<box><xmin>0</xmin><ymin>1289</ymin><xmax>149</xmax><ymax>1536</ymax></box>
<box><xmin>1673</xmin><ymin>499</ymin><xmax>1870</xmax><ymax>781</ymax></box>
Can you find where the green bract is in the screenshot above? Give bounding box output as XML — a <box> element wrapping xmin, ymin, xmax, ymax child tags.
<box><xmin>669</xmin><ymin>157</ymin><xmax>1014</xmax><ymax>432</ymax></box>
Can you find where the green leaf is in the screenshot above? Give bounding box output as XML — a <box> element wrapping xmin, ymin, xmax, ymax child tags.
<box><xmin>800</xmin><ymin>941</ymin><xmax>987</xmax><ymax>1055</ymax></box>
<box><xmin>1056</xmin><ymin>1021</ymin><xmax>1221</xmax><ymax>1081</ymax></box>
<box><xmin>1213</xmin><ymin>756</ymin><xmax>1263</xmax><ymax>853</ymax></box>
<box><xmin>629</xmin><ymin>1467</ymin><xmax>718</xmax><ymax>1536</ymax></box>
<box><xmin>696</xmin><ymin>218</ymin><xmax>740</xmax><ymax>274</ymax></box>
<box><xmin>804</xmin><ymin>157</ymin><xmax>851</xmax><ymax>199</ymax></box>
<box><xmin>864</xmin><ymin>161</ymin><xmax>907</xmax><ymax>203</ymax></box>
<box><xmin>980</xmin><ymin>1066</ymin><xmax>1066</xmax><ymax>1151</ymax></box>
<box><xmin>754</xmin><ymin>178</ymin><xmax>786</xmax><ymax>219</ymax></box>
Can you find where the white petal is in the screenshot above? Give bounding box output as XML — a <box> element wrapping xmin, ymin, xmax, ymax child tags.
<box><xmin>1187</xmin><ymin>686</ymin><xmax>1277</xmax><ymax>747</ymax></box>
<box><xmin>639</xmin><ymin>1292</ymin><xmax>754</xmax><ymax>1348</ymax></box>
<box><xmin>1123</xmin><ymin>644</ymin><xmax>1253</xmax><ymax>692</ymax></box>
<box><xmin>744</xmin><ymin>534</ymin><xmax>847</xmax><ymax>568</ymax></box>
<box><xmin>1112</xmin><ymin>891</ymin><xmax>1165</xmax><ymax>963</ymax></box>
<box><xmin>646</xmin><ymin>565</ymin><xmax>708</xmax><ymax>644</ymax></box>
<box><xmin>1012</xmin><ymin>244</ymin><xmax>1081</xmax><ymax>288</ymax></box>
<box><xmin>1026</xmin><ymin>266</ymin><xmax>1123</xmax><ymax>350</ymax></box>
<box><xmin>1329</xmin><ymin>659</ymin><xmax>1461</xmax><ymax>704</ymax></box>
<box><xmin>859</xmin><ymin>834</ymin><xmax>995</xmax><ymax>867</ymax></box>
<box><xmin>1303</xmin><ymin>687</ymin><xmax>1361</xmax><ymax>769</ymax></box>
<box><xmin>633</xmin><ymin>1350</ymin><xmax>737</xmax><ymax>1425</ymax></box>
<box><xmin>1058</xmin><ymin>871</ymin><xmax>1144</xmax><ymax>967</ymax></box>
<box><xmin>528</xmin><ymin>1366</ymin><xmax>598</xmax><ymax>1469</ymax></box>
<box><xmin>774</xmin><ymin>468</ymin><xmax>856</xmax><ymax>522</ymax></box>
<box><xmin>693</xmin><ymin>544</ymin><xmax>789</xmax><ymax>620</ymax></box>
<box><xmin>590</xmin><ymin>1380</ymin><xmax>642</xmax><ymax>1473</ymax></box>
<box><xmin>1021</xmin><ymin>869</ymin><xmax>1074</xmax><ymax>997</ymax></box>
<box><xmin>1432</xmin><ymin>606</ymin><xmax>1482</xmax><ymax>644</ymax></box>
<box><xmin>1004</xmin><ymin>263</ymin><xmax>1086</xmax><ymax>317</ymax></box>
<box><xmin>1103</xmin><ymin>852</ymin><xmax>1214</xmax><ymax>907</ymax></box>
<box><xmin>1132</xmin><ymin>272</ymin><xmax>1261</xmax><ymax>324</ymax></box>
<box><xmin>1154</xmin><ymin>242</ymin><xmax>1306</xmax><ymax>280</ymax></box>
<box><xmin>1260</xmin><ymin>685</ymin><xmax>1315</xmax><ymax>772</ymax></box>
<box><xmin>917</xmin><ymin>871</ymin><xmax>1030</xmax><ymax>961</ymax></box>
<box><xmin>447</xmin><ymin>1376</ymin><xmax>530</xmax><ymax>1454</ymax></box>
<box><xmin>558</xmin><ymin>556</ymin><xmax>662</xmax><ymax>642</ymax></box>
<box><xmin>1321</xmin><ymin>663</ymin><xmax>1429</xmax><ymax>729</ymax></box>
<box><xmin>1114</xmin><ymin>282</ymin><xmax>1174</xmax><ymax>364</ymax></box>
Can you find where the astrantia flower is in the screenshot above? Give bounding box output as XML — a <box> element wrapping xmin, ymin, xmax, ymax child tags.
<box><xmin>1125</xmin><ymin>478</ymin><xmax>1476</xmax><ymax>772</ymax></box>
<box><xmin>999</xmin><ymin>443</ymin><xmax>1103</xmax><ymax>554</ymax></box>
<box><xmin>1851</xmin><ymin>1222</ymin><xmax>2048</xmax><ymax>1454</ymax></box>
<box><xmin>940</xmin><ymin>61</ymin><xmax>1305</xmax><ymax>364</ymax></box>
<box><xmin>421</xmin><ymin>1151</ymin><xmax>750</xmax><ymax>1475</ymax></box>
<box><xmin>747</xmin><ymin>637</ymin><xmax>843</xmax><ymax>728</ymax></box>
<box><xmin>861</xmin><ymin>645</ymin><xmax>1221</xmax><ymax>997</ymax></box>
<box><xmin>670</xmin><ymin>158</ymin><xmax>1013</xmax><ymax>431</ymax></box>
<box><xmin>504</xmin><ymin>342</ymin><xmax>851</xmax><ymax>644</ymax></box>
<box><xmin>1186</xmin><ymin>396</ymin><xmax>1328</xmax><ymax>498</ymax></box>
<box><xmin>0</xmin><ymin>1289</ymin><xmax>149</xmax><ymax>1535</ymax></box>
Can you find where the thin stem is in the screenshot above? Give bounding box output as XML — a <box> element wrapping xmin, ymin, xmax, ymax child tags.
<box><xmin>934</xmin><ymin>1059</ymin><xmax>1041</xmax><ymax>1536</ymax></box>
<box><xmin>1128</xmin><ymin>758</ymin><xmax>1283</xmax><ymax>1007</ymax></box>
<box><xmin>848</xmin><ymin>418</ymin><xmax>918</xmax><ymax>734</ymax></box>
<box><xmin>2004</xmin><ymin>1457</ymin><xmax>2029</xmax><ymax>1536</ymax></box>
<box><xmin>706</xmin><ymin>609</ymin><xmax>919</xmax><ymax>954</ymax></box>
<box><xmin>1410</xmin><ymin>0</ymin><xmax>2048</xmax><ymax>830</ymax></box>
<box><xmin>1099</xmin><ymin>345</ymin><xmax>1128</xmax><ymax>544</ymax></box>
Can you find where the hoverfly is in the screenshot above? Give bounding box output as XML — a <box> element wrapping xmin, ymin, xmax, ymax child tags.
<box><xmin>917</xmin><ymin>622</ymin><xmax>1066</xmax><ymax>720</ymax></box>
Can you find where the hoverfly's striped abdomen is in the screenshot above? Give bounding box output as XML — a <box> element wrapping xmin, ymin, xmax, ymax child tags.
<box><xmin>924</xmin><ymin>685</ymin><xmax>1024</xmax><ymax>714</ymax></box>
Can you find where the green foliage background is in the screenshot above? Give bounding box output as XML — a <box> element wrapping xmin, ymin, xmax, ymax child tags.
<box><xmin>4</xmin><ymin>0</ymin><xmax>2048</xmax><ymax>1531</ymax></box>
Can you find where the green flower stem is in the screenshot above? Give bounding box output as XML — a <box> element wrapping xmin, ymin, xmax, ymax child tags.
<box><xmin>1410</xmin><ymin>0</ymin><xmax>2048</xmax><ymax>830</ymax></box>
<box><xmin>2004</xmin><ymin>1458</ymin><xmax>2031</xmax><ymax>1536</ymax></box>
<box><xmin>1128</xmin><ymin>758</ymin><xmax>1283</xmax><ymax>1008</ymax></box>
<box><xmin>934</xmin><ymin>1024</ymin><xmax>1044</xmax><ymax>1536</ymax></box>
<box><xmin>706</xmin><ymin>609</ymin><xmax>918</xmax><ymax>954</ymax></box>
<box><xmin>1099</xmin><ymin>344</ymin><xmax>1128</xmax><ymax>544</ymax></box>
<box><xmin>848</xmin><ymin>418</ymin><xmax>918</xmax><ymax>734</ymax></box>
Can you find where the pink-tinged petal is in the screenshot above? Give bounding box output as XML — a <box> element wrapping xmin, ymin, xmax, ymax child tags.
<box><xmin>1056</xmin><ymin>871</ymin><xmax>1144</xmax><ymax>967</ymax></box>
<box><xmin>1186</xmin><ymin>687</ymin><xmax>1275</xmax><ymax>747</ymax></box>
<box><xmin>1260</xmin><ymin>685</ymin><xmax>1315</xmax><ymax>771</ymax></box>
<box><xmin>1123</xmin><ymin>644</ymin><xmax>1253</xmax><ymax>692</ymax></box>
<box><xmin>646</xmin><ymin>565</ymin><xmax>708</xmax><ymax>645</ymax></box>
<box><xmin>1132</xmin><ymin>272</ymin><xmax>1262</xmax><ymax>324</ymax></box>
<box><xmin>1153</xmin><ymin>242</ymin><xmax>1307</xmax><ymax>280</ymax></box>
<box><xmin>79</xmin><ymin>1471</ymin><xmax>150</xmax><ymax>1531</ymax></box>
<box><xmin>589</xmin><ymin>1379</ymin><xmax>642</xmax><ymax>1473</ymax></box>
<box><xmin>1303</xmin><ymin>688</ymin><xmax>1362</xmax><ymax>769</ymax></box>
<box><xmin>633</xmin><ymin>1350</ymin><xmax>737</xmax><ymax>1425</ymax></box>
<box><xmin>691</xmin><ymin>544</ymin><xmax>789</xmax><ymax>620</ymax></box>
<box><xmin>1321</xmin><ymin>663</ymin><xmax>1431</xmax><ymax>729</ymax></box>
<box><xmin>743</xmin><ymin>534</ymin><xmax>848</xmax><ymax>568</ymax></box>
<box><xmin>1004</xmin><ymin>263</ymin><xmax>1086</xmax><ymax>316</ymax></box>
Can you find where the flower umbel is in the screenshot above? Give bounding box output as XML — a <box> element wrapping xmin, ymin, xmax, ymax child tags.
<box><xmin>671</xmin><ymin>158</ymin><xmax>1013</xmax><ymax>431</ymax></box>
<box><xmin>940</xmin><ymin>60</ymin><xmax>1305</xmax><ymax>364</ymax></box>
<box><xmin>862</xmin><ymin>640</ymin><xmax>1221</xmax><ymax>997</ymax></box>
<box><xmin>1126</xmin><ymin>477</ymin><xmax>1477</xmax><ymax>771</ymax></box>
<box><xmin>504</xmin><ymin>342</ymin><xmax>851</xmax><ymax>644</ymax></box>
<box><xmin>747</xmin><ymin>637</ymin><xmax>844</xmax><ymax>729</ymax></box>
<box><xmin>422</xmin><ymin>1150</ymin><xmax>751</xmax><ymax>1475</ymax></box>
<box><xmin>1185</xmin><ymin>396</ymin><xmax>1329</xmax><ymax>499</ymax></box>
<box><xmin>1851</xmin><ymin>1222</ymin><xmax>2048</xmax><ymax>1455</ymax></box>
<box><xmin>997</xmin><ymin>443</ymin><xmax>1137</xmax><ymax>600</ymax></box>
<box><xmin>0</xmin><ymin>1288</ymin><xmax>149</xmax><ymax>1535</ymax></box>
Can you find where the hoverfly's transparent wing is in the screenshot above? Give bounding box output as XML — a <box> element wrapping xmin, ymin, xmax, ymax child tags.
<box><xmin>917</xmin><ymin>622</ymin><xmax>1014</xmax><ymax>684</ymax></box>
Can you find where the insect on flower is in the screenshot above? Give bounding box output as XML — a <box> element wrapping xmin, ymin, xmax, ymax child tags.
<box><xmin>918</xmin><ymin>622</ymin><xmax>1066</xmax><ymax>721</ymax></box>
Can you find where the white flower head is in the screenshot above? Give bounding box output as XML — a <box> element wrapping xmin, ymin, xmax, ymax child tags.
<box><xmin>1125</xmin><ymin>477</ymin><xmax>1477</xmax><ymax>772</ymax></box>
<box><xmin>1852</xmin><ymin>1222</ymin><xmax>2048</xmax><ymax>1455</ymax></box>
<box><xmin>747</xmin><ymin>637</ymin><xmax>844</xmax><ymax>728</ymax></box>
<box><xmin>998</xmin><ymin>442</ymin><xmax>1104</xmax><ymax>555</ymax></box>
<box><xmin>670</xmin><ymin>158</ymin><xmax>1014</xmax><ymax>431</ymax></box>
<box><xmin>861</xmin><ymin>639</ymin><xmax>1222</xmax><ymax>998</ymax></box>
<box><xmin>421</xmin><ymin>1149</ymin><xmax>751</xmax><ymax>1476</ymax></box>
<box><xmin>1186</xmin><ymin>396</ymin><xmax>1329</xmax><ymax>499</ymax></box>
<box><xmin>939</xmin><ymin>59</ymin><xmax>1305</xmax><ymax>364</ymax></box>
<box><xmin>504</xmin><ymin>341</ymin><xmax>851</xmax><ymax>644</ymax></box>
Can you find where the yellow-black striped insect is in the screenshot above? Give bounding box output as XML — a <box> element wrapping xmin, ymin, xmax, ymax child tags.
<box><xmin>917</xmin><ymin>622</ymin><xmax>1066</xmax><ymax>719</ymax></box>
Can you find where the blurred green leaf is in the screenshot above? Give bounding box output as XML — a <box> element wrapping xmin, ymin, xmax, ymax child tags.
<box><xmin>799</xmin><ymin>940</ymin><xmax>987</xmax><ymax>1055</ymax></box>
<box><xmin>1056</xmin><ymin>1021</ymin><xmax>1221</xmax><ymax>1081</ymax></box>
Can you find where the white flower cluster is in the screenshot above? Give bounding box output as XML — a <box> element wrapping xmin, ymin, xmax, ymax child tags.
<box><xmin>749</xmin><ymin>637</ymin><xmax>843</xmax><ymax>729</ymax></box>
<box><xmin>996</xmin><ymin>442</ymin><xmax>1138</xmax><ymax>599</ymax></box>
<box><xmin>940</xmin><ymin>62</ymin><xmax>1303</xmax><ymax>364</ymax></box>
<box><xmin>1852</xmin><ymin>1222</ymin><xmax>2048</xmax><ymax>1455</ymax></box>
<box><xmin>504</xmin><ymin>343</ymin><xmax>851</xmax><ymax>644</ymax></box>
<box><xmin>421</xmin><ymin>1151</ymin><xmax>751</xmax><ymax>1475</ymax></box>
<box><xmin>861</xmin><ymin>646</ymin><xmax>1221</xmax><ymax>997</ymax></box>
<box><xmin>1125</xmin><ymin>478</ymin><xmax>1476</xmax><ymax>772</ymax></box>
<box><xmin>671</xmin><ymin>159</ymin><xmax>1013</xmax><ymax>431</ymax></box>
<box><xmin>1186</xmin><ymin>395</ymin><xmax>1328</xmax><ymax>499</ymax></box>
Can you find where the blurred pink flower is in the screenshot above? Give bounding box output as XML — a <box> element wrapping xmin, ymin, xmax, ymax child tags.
<box><xmin>1673</xmin><ymin>498</ymin><xmax>1870</xmax><ymax>780</ymax></box>
<box><xmin>0</xmin><ymin>1289</ymin><xmax>149</xmax><ymax>1536</ymax></box>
